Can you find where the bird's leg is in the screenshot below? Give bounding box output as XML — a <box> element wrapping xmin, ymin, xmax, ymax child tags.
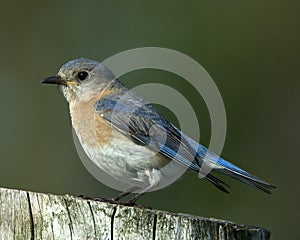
<box><xmin>110</xmin><ymin>186</ymin><xmax>139</xmax><ymax>202</ymax></box>
<box><xmin>123</xmin><ymin>192</ymin><xmax>147</xmax><ymax>206</ymax></box>
<box><xmin>123</xmin><ymin>184</ymin><xmax>154</xmax><ymax>206</ymax></box>
<box><xmin>122</xmin><ymin>168</ymin><xmax>161</xmax><ymax>207</ymax></box>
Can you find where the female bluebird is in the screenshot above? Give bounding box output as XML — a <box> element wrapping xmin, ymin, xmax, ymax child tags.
<box><xmin>41</xmin><ymin>58</ymin><xmax>276</xmax><ymax>204</ymax></box>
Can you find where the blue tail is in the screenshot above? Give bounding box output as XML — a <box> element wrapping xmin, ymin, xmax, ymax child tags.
<box><xmin>195</xmin><ymin>145</ymin><xmax>276</xmax><ymax>194</ymax></box>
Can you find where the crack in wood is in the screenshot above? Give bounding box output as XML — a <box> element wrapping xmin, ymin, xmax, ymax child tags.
<box><xmin>152</xmin><ymin>213</ymin><xmax>157</xmax><ymax>240</ymax></box>
<box><xmin>110</xmin><ymin>206</ymin><xmax>117</xmax><ymax>240</ymax></box>
<box><xmin>26</xmin><ymin>192</ymin><xmax>35</xmax><ymax>240</ymax></box>
<box><xmin>63</xmin><ymin>198</ymin><xmax>73</xmax><ymax>240</ymax></box>
<box><xmin>87</xmin><ymin>201</ymin><xmax>97</xmax><ymax>239</ymax></box>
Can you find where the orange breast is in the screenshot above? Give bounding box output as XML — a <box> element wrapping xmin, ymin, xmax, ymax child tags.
<box><xmin>70</xmin><ymin>95</ymin><xmax>114</xmax><ymax>147</ymax></box>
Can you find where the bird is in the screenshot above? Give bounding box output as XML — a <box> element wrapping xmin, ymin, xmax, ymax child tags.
<box><xmin>41</xmin><ymin>58</ymin><xmax>276</xmax><ymax>205</ymax></box>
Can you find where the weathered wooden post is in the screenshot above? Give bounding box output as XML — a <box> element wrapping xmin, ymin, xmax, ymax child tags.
<box><xmin>0</xmin><ymin>187</ymin><xmax>270</xmax><ymax>240</ymax></box>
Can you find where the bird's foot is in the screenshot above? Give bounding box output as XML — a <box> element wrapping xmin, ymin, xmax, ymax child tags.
<box><xmin>77</xmin><ymin>195</ymin><xmax>152</xmax><ymax>209</ymax></box>
<box><xmin>77</xmin><ymin>195</ymin><xmax>113</xmax><ymax>203</ymax></box>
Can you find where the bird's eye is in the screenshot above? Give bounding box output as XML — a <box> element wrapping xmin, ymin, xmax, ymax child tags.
<box><xmin>77</xmin><ymin>71</ymin><xmax>89</xmax><ymax>81</ymax></box>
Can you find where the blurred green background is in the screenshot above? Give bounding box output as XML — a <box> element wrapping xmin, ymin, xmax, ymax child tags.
<box><xmin>0</xmin><ymin>1</ymin><xmax>299</xmax><ymax>239</ymax></box>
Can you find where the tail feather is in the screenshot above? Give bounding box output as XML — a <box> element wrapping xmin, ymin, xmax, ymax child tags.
<box><xmin>184</xmin><ymin>137</ymin><xmax>276</xmax><ymax>193</ymax></box>
<box><xmin>198</xmin><ymin>154</ymin><xmax>276</xmax><ymax>193</ymax></box>
<box><xmin>214</xmin><ymin>167</ymin><xmax>276</xmax><ymax>194</ymax></box>
<box><xmin>205</xmin><ymin>173</ymin><xmax>230</xmax><ymax>194</ymax></box>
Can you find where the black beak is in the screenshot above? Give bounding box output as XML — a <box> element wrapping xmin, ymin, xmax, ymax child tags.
<box><xmin>41</xmin><ymin>75</ymin><xmax>65</xmax><ymax>85</ymax></box>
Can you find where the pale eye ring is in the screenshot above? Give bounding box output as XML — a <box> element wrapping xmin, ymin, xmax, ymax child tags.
<box><xmin>77</xmin><ymin>71</ymin><xmax>89</xmax><ymax>81</ymax></box>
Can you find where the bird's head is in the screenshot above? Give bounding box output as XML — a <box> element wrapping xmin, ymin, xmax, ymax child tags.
<box><xmin>41</xmin><ymin>58</ymin><xmax>117</xmax><ymax>102</ymax></box>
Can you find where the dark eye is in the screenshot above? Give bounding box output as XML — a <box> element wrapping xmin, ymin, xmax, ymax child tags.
<box><xmin>77</xmin><ymin>71</ymin><xmax>89</xmax><ymax>81</ymax></box>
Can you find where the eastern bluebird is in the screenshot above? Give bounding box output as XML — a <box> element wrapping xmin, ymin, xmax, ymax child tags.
<box><xmin>41</xmin><ymin>58</ymin><xmax>276</xmax><ymax>204</ymax></box>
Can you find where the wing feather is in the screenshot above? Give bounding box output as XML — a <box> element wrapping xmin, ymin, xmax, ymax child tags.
<box><xmin>94</xmin><ymin>91</ymin><xmax>200</xmax><ymax>172</ymax></box>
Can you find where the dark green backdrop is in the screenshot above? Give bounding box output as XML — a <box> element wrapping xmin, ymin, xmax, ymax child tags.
<box><xmin>0</xmin><ymin>1</ymin><xmax>299</xmax><ymax>239</ymax></box>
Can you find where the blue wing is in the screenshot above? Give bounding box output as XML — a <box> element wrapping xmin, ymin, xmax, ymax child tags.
<box><xmin>94</xmin><ymin>90</ymin><xmax>276</xmax><ymax>193</ymax></box>
<box><xmin>94</xmin><ymin>91</ymin><xmax>200</xmax><ymax>171</ymax></box>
